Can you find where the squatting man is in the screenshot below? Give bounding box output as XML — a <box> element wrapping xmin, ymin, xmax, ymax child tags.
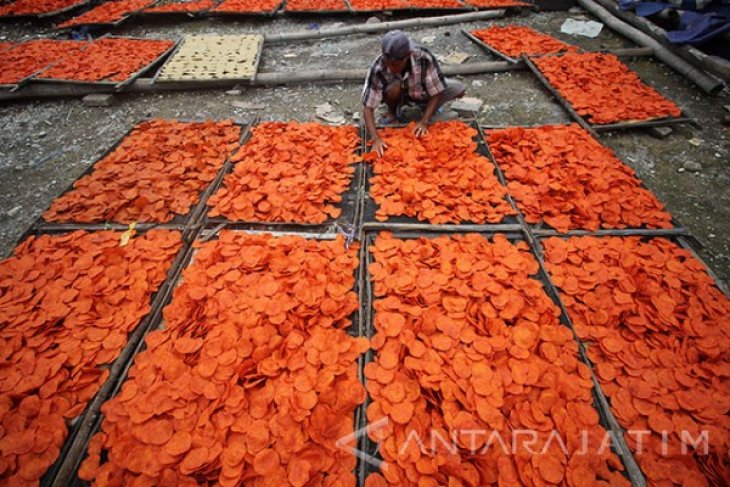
<box><xmin>362</xmin><ymin>30</ymin><xmax>466</xmax><ymax>157</ymax></box>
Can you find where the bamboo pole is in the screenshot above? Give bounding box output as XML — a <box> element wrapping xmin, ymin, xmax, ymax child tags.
<box><xmin>578</xmin><ymin>0</ymin><xmax>724</xmax><ymax>94</ymax></box>
<box><xmin>253</xmin><ymin>60</ymin><xmax>522</xmax><ymax>84</ymax></box>
<box><xmin>0</xmin><ymin>47</ymin><xmax>654</xmax><ymax>103</ymax></box>
<box><xmin>263</xmin><ymin>10</ymin><xmax>505</xmax><ymax>44</ymax></box>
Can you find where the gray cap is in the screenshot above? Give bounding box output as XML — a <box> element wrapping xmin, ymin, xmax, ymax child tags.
<box><xmin>382</xmin><ymin>30</ymin><xmax>412</xmax><ymax>60</ymax></box>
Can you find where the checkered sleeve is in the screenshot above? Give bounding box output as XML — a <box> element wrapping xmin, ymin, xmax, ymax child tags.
<box><xmin>423</xmin><ymin>51</ymin><xmax>446</xmax><ymax>98</ymax></box>
<box><xmin>361</xmin><ymin>61</ymin><xmax>384</xmax><ymax>109</ymax></box>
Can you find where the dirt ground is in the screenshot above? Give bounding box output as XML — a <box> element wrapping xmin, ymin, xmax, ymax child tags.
<box><xmin>0</xmin><ymin>9</ymin><xmax>728</xmax><ymax>284</ymax></box>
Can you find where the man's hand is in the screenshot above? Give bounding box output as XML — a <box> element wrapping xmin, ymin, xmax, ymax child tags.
<box><xmin>413</xmin><ymin>121</ymin><xmax>428</xmax><ymax>138</ymax></box>
<box><xmin>372</xmin><ymin>137</ymin><xmax>388</xmax><ymax>157</ymax></box>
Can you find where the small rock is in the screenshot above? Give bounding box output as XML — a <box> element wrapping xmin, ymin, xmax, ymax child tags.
<box><xmin>225</xmin><ymin>89</ymin><xmax>242</xmax><ymax>96</ymax></box>
<box><xmin>315</xmin><ymin>102</ymin><xmax>335</xmax><ymax>117</ymax></box>
<box><xmin>715</xmin><ymin>153</ymin><xmax>722</xmax><ymax>158</ymax></box>
<box><xmin>421</xmin><ymin>35</ymin><xmax>436</xmax><ymax>44</ymax></box>
<box><xmin>683</xmin><ymin>161</ymin><xmax>702</xmax><ymax>172</ymax></box>
<box><xmin>724</xmin><ymin>105</ymin><xmax>730</xmax><ymax>112</ymax></box>
<box><xmin>366</xmin><ymin>16</ymin><xmax>380</xmax><ymax>24</ymax></box>
<box><xmin>688</xmin><ymin>137</ymin><xmax>703</xmax><ymax>146</ymax></box>
<box><xmin>678</xmin><ymin>167</ymin><xmax>686</xmax><ymax>173</ymax></box>
<box><xmin>231</xmin><ymin>101</ymin><xmax>264</xmax><ymax>110</ymax></box>
<box><xmin>7</xmin><ymin>206</ymin><xmax>21</xmax><ymax>217</ymax></box>
<box><xmin>39</xmin><ymin>131</ymin><xmax>47</xmax><ymax>137</ymax></box>
<box><xmin>646</xmin><ymin>126</ymin><xmax>672</xmax><ymax>139</ymax></box>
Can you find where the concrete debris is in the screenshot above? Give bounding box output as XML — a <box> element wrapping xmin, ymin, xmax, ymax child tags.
<box><xmin>225</xmin><ymin>89</ymin><xmax>242</xmax><ymax>96</ymax></box>
<box><xmin>451</xmin><ymin>97</ymin><xmax>484</xmax><ymax>115</ymax></box>
<box><xmin>683</xmin><ymin>161</ymin><xmax>703</xmax><ymax>172</ymax></box>
<box><xmin>82</xmin><ymin>94</ymin><xmax>115</xmax><ymax>107</ymax></box>
<box><xmin>315</xmin><ymin>102</ymin><xmax>335</xmax><ymax>117</ymax></box>
<box><xmin>366</xmin><ymin>16</ymin><xmax>380</xmax><ymax>24</ymax></box>
<box><xmin>315</xmin><ymin>102</ymin><xmax>346</xmax><ymax>124</ymax></box>
<box><xmin>439</xmin><ymin>52</ymin><xmax>469</xmax><ymax>65</ymax></box>
<box><xmin>317</xmin><ymin>113</ymin><xmax>346</xmax><ymax>124</ymax></box>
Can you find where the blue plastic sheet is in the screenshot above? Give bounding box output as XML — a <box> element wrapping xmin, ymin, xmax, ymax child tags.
<box><xmin>619</xmin><ymin>0</ymin><xmax>730</xmax><ymax>45</ymax></box>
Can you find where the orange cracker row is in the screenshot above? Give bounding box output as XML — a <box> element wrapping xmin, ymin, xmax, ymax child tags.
<box><xmin>79</xmin><ymin>232</ymin><xmax>369</xmax><ymax>486</ymax></box>
<box><xmin>364</xmin><ymin>232</ymin><xmax>631</xmax><ymax>486</ymax></box>
<box><xmin>487</xmin><ymin>124</ymin><xmax>673</xmax><ymax>232</ymax></box>
<box><xmin>208</xmin><ymin>121</ymin><xmax>360</xmax><ymax>224</ymax></box>
<box><xmin>543</xmin><ymin>236</ymin><xmax>730</xmax><ymax>486</ymax></box>
<box><xmin>364</xmin><ymin>121</ymin><xmax>516</xmax><ymax>224</ymax></box>
<box><xmin>532</xmin><ymin>52</ymin><xmax>682</xmax><ymax>125</ymax></box>
<box><xmin>44</xmin><ymin>119</ymin><xmax>241</xmax><ymax>224</ymax></box>
<box><xmin>0</xmin><ymin>229</ymin><xmax>182</xmax><ymax>484</ymax></box>
<box><xmin>471</xmin><ymin>25</ymin><xmax>578</xmax><ymax>58</ymax></box>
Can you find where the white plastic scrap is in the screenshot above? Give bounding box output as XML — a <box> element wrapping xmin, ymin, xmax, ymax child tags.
<box><xmin>560</xmin><ymin>18</ymin><xmax>604</xmax><ymax>38</ymax></box>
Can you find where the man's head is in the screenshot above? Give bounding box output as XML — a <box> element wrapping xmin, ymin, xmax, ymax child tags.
<box><xmin>382</xmin><ymin>30</ymin><xmax>412</xmax><ymax>74</ymax></box>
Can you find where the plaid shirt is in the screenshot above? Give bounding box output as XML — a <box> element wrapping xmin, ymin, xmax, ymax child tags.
<box><xmin>361</xmin><ymin>46</ymin><xmax>446</xmax><ymax>109</ymax></box>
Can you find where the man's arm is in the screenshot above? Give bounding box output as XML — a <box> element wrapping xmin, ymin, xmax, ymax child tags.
<box><xmin>364</xmin><ymin>105</ymin><xmax>388</xmax><ymax>157</ymax></box>
<box><xmin>414</xmin><ymin>49</ymin><xmax>447</xmax><ymax>137</ymax></box>
<box><xmin>361</xmin><ymin>60</ymin><xmax>388</xmax><ymax>157</ymax></box>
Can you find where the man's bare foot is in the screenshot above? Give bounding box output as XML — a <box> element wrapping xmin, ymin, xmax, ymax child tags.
<box><xmin>377</xmin><ymin>112</ymin><xmax>399</xmax><ymax>126</ymax></box>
